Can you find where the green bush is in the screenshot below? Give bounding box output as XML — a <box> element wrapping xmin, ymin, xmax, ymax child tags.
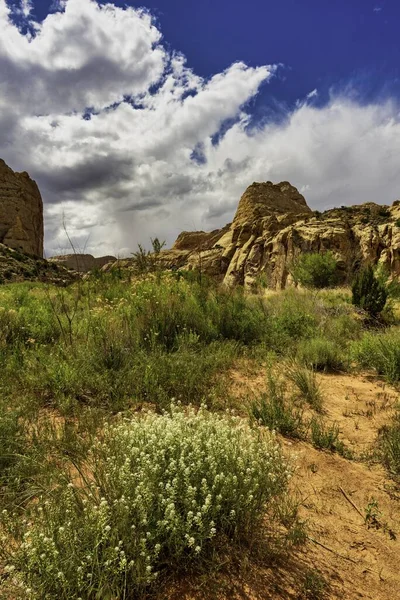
<box><xmin>3</xmin><ymin>407</ymin><xmax>291</xmax><ymax>599</ymax></box>
<box><xmin>351</xmin><ymin>266</ymin><xmax>387</xmax><ymax>318</ymax></box>
<box><xmin>268</xmin><ymin>291</ymin><xmax>317</xmax><ymax>349</ymax></box>
<box><xmin>291</xmin><ymin>252</ymin><xmax>338</xmax><ymax>289</ymax></box>
<box><xmin>352</xmin><ymin>328</ymin><xmax>400</xmax><ymax>383</ymax></box>
<box><xmin>297</xmin><ymin>338</ymin><xmax>346</xmax><ymax>372</ymax></box>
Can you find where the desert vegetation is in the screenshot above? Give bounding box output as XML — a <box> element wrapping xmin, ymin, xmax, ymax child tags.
<box><xmin>0</xmin><ymin>254</ymin><xmax>400</xmax><ymax>599</ymax></box>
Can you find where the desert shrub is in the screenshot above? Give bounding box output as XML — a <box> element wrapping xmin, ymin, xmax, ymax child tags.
<box><xmin>351</xmin><ymin>266</ymin><xmax>387</xmax><ymax>318</ymax></box>
<box><xmin>216</xmin><ymin>291</ymin><xmax>268</xmax><ymax>344</ymax></box>
<box><xmin>251</xmin><ymin>374</ymin><xmax>305</xmax><ymax>438</ymax></box>
<box><xmin>297</xmin><ymin>338</ymin><xmax>346</xmax><ymax>372</ymax></box>
<box><xmin>268</xmin><ymin>291</ymin><xmax>318</xmax><ymax>349</ymax></box>
<box><xmin>291</xmin><ymin>252</ymin><xmax>338</xmax><ymax>289</ymax></box>
<box><xmin>320</xmin><ymin>311</ymin><xmax>362</xmax><ymax>344</ymax></box>
<box><xmin>310</xmin><ymin>418</ymin><xmax>350</xmax><ymax>457</ymax></box>
<box><xmin>131</xmin><ymin>238</ymin><xmax>166</xmax><ymax>274</ymax></box>
<box><xmin>2</xmin><ymin>407</ymin><xmax>292</xmax><ymax>599</ymax></box>
<box><xmin>379</xmin><ymin>410</ymin><xmax>400</xmax><ymax>480</ymax></box>
<box><xmin>287</xmin><ymin>364</ymin><xmax>323</xmax><ymax>411</ymax></box>
<box><xmin>301</xmin><ymin>568</ymin><xmax>329</xmax><ymax>599</ymax></box>
<box><xmin>352</xmin><ymin>328</ymin><xmax>400</xmax><ymax>383</ymax></box>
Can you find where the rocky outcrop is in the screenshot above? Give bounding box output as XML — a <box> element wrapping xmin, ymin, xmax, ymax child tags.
<box><xmin>49</xmin><ymin>254</ymin><xmax>117</xmax><ymax>273</ymax></box>
<box><xmin>0</xmin><ymin>243</ymin><xmax>77</xmax><ymax>285</ymax></box>
<box><xmin>0</xmin><ymin>159</ymin><xmax>44</xmax><ymax>257</ymax></box>
<box><xmin>157</xmin><ymin>181</ymin><xmax>400</xmax><ymax>288</ymax></box>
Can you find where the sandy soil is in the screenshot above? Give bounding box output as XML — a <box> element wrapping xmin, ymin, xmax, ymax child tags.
<box><xmin>166</xmin><ymin>370</ymin><xmax>400</xmax><ymax>600</ymax></box>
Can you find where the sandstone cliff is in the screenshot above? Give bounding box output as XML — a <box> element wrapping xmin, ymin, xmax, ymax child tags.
<box><xmin>49</xmin><ymin>254</ymin><xmax>117</xmax><ymax>273</ymax></box>
<box><xmin>0</xmin><ymin>159</ymin><xmax>44</xmax><ymax>257</ymax></box>
<box><xmin>156</xmin><ymin>181</ymin><xmax>400</xmax><ymax>288</ymax></box>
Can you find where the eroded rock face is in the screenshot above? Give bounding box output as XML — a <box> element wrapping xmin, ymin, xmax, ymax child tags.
<box><xmin>158</xmin><ymin>181</ymin><xmax>400</xmax><ymax>288</ymax></box>
<box><xmin>49</xmin><ymin>254</ymin><xmax>117</xmax><ymax>273</ymax></box>
<box><xmin>0</xmin><ymin>159</ymin><xmax>44</xmax><ymax>257</ymax></box>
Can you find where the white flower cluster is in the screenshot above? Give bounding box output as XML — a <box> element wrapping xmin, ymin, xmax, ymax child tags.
<box><xmin>6</xmin><ymin>405</ymin><xmax>291</xmax><ymax>598</ymax></box>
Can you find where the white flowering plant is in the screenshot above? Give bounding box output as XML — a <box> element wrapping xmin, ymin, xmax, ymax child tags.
<box><xmin>2</xmin><ymin>406</ymin><xmax>292</xmax><ymax>599</ymax></box>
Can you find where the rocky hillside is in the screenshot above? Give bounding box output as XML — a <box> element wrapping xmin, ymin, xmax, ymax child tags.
<box><xmin>156</xmin><ymin>181</ymin><xmax>400</xmax><ymax>288</ymax></box>
<box><xmin>0</xmin><ymin>243</ymin><xmax>77</xmax><ymax>285</ymax></box>
<box><xmin>0</xmin><ymin>159</ymin><xmax>44</xmax><ymax>257</ymax></box>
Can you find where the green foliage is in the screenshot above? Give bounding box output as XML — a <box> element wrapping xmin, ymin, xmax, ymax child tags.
<box><xmin>290</xmin><ymin>252</ymin><xmax>338</xmax><ymax>289</ymax></box>
<box><xmin>379</xmin><ymin>410</ymin><xmax>400</xmax><ymax>480</ymax></box>
<box><xmin>287</xmin><ymin>364</ymin><xmax>323</xmax><ymax>411</ymax></box>
<box><xmin>352</xmin><ymin>328</ymin><xmax>400</xmax><ymax>383</ymax></box>
<box><xmin>268</xmin><ymin>290</ymin><xmax>317</xmax><ymax>348</ymax></box>
<box><xmin>297</xmin><ymin>337</ymin><xmax>346</xmax><ymax>372</ymax></box>
<box><xmin>251</xmin><ymin>374</ymin><xmax>305</xmax><ymax>438</ymax></box>
<box><xmin>310</xmin><ymin>418</ymin><xmax>350</xmax><ymax>457</ymax></box>
<box><xmin>0</xmin><ymin>403</ymin><xmax>25</xmax><ymax>481</ymax></box>
<box><xmin>130</xmin><ymin>238</ymin><xmax>166</xmax><ymax>274</ymax></box>
<box><xmin>301</xmin><ymin>568</ymin><xmax>328</xmax><ymax>600</ymax></box>
<box><xmin>374</xmin><ymin>264</ymin><xmax>400</xmax><ymax>300</ymax></box>
<box><xmin>351</xmin><ymin>265</ymin><xmax>388</xmax><ymax>317</ymax></box>
<box><xmin>2</xmin><ymin>407</ymin><xmax>292</xmax><ymax>599</ymax></box>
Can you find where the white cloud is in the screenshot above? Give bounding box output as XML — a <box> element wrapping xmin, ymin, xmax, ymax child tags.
<box><xmin>306</xmin><ymin>89</ymin><xmax>318</xmax><ymax>100</ymax></box>
<box><xmin>0</xmin><ymin>0</ymin><xmax>399</xmax><ymax>257</ymax></box>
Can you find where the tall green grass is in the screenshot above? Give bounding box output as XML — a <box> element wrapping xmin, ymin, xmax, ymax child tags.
<box><xmin>352</xmin><ymin>328</ymin><xmax>400</xmax><ymax>383</ymax></box>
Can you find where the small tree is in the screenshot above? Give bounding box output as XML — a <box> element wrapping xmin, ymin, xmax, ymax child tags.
<box><xmin>291</xmin><ymin>252</ymin><xmax>338</xmax><ymax>289</ymax></box>
<box><xmin>131</xmin><ymin>238</ymin><xmax>166</xmax><ymax>274</ymax></box>
<box><xmin>352</xmin><ymin>265</ymin><xmax>387</xmax><ymax>318</ymax></box>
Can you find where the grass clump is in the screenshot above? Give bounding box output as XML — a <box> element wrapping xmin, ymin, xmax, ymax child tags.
<box><xmin>310</xmin><ymin>418</ymin><xmax>351</xmax><ymax>457</ymax></box>
<box><xmin>251</xmin><ymin>374</ymin><xmax>305</xmax><ymax>438</ymax></box>
<box><xmin>300</xmin><ymin>568</ymin><xmax>328</xmax><ymax>599</ymax></box>
<box><xmin>297</xmin><ymin>337</ymin><xmax>346</xmax><ymax>372</ymax></box>
<box><xmin>379</xmin><ymin>409</ymin><xmax>400</xmax><ymax>480</ymax></box>
<box><xmin>287</xmin><ymin>364</ymin><xmax>323</xmax><ymax>411</ymax></box>
<box><xmin>1</xmin><ymin>406</ymin><xmax>292</xmax><ymax>599</ymax></box>
<box><xmin>352</xmin><ymin>328</ymin><xmax>400</xmax><ymax>383</ymax></box>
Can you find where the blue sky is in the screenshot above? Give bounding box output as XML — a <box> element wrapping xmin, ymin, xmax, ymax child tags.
<box><xmin>26</xmin><ymin>0</ymin><xmax>400</xmax><ymax>108</ymax></box>
<box><xmin>1</xmin><ymin>0</ymin><xmax>400</xmax><ymax>256</ymax></box>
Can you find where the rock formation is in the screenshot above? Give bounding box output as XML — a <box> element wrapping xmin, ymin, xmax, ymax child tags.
<box><xmin>0</xmin><ymin>159</ymin><xmax>44</xmax><ymax>257</ymax></box>
<box><xmin>156</xmin><ymin>181</ymin><xmax>400</xmax><ymax>288</ymax></box>
<box><xmin>49</xmin><ymin>254</ymin><xmax>117</xmax><ymax>273</ymax></box>
<box><xmin>0</xmin><ymin>243</ymin><xmax>77</xmax><ymax>285</ymax></box>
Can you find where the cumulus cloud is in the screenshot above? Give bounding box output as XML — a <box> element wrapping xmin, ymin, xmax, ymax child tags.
<box><xmin>0</xmin><ymin>0</ymin><xmax>399</xmax><ymax>257</ymax></box>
